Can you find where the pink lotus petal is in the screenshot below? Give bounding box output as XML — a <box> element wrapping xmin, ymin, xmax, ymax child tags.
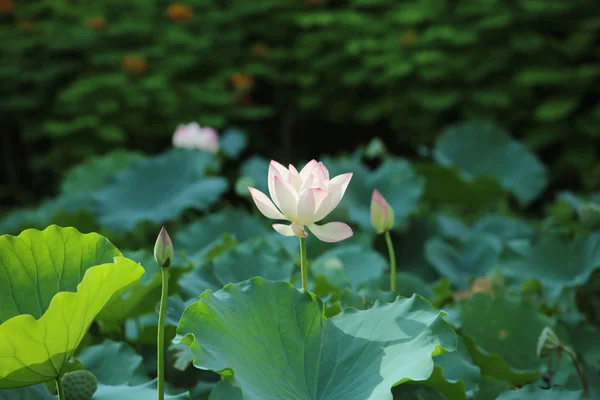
<box><xmin>291</xmin><ymin>222</ymin><xmax>308</xmax><ymax>238</ymax></box>
<box><xmin>248</xmin><ymin>187</ymin><xmax>285</xmax><ymax>220</ymax></box>
<box><xmin>327</xmin><ymin>172</ymin><xmax>353</xmax><ymax>200</ymax></box>
<box><xmin>308</xmin><ymin>222</ymin><xmax>353</xmax><ymax>243</ymax></box>
<box><xmin>268</xmin><ymin>160</ymin><xmax>288</xmax><ymax>205</ymax></box>
<box><xmin>299</xmin><ymin>159</ymin><xmax>319</xmax><ymax>180</ymax></box>
<box><xmin>273</xmin><ymin>176</ymin><xmax>298</xmax><ymax>220</ymax></box>
<box><xmin>273</xmin><ymin>223</ymin><xmax>295</xmax><ymax>236</ymax></box>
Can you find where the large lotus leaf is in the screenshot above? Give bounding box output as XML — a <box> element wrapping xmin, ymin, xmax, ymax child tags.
<box><xmin>60</xmin><ymin>150</ymin><xmax>145</xmax><ymax>194</ymax></box>
<box><xmin>0</xmin><ymin>384</ymin><xmax>54</xmax><ymax>399</ymax></box>
<box><xmin>433</xmin><ymin>122</ymin><xmax>548</xmax><ymax>205</ymax></box>
<box><xmin>78</xmin><ymin>340</ymin><xmax>147</xmax><ymax>385</ymax></box>
<box><xmin>0</xmin><ymin>226</ymin><xmax>144</xmax><ymax>388</ymax></box>
<box><xmin>425</xmin><ymin>236</ymin><xmax>503</xmax><ymax>289</ymax></box>
<box><xmin>0</xmin><ymin>193</ymin><xmax>97</xmax><ymax>235</ymax></box>
<box><xmin>394</xmin><ymin>218</ymin><xmax>440</xmax><ymax>281</ymax></box>
<box><xmin>94</xmin><ymin>379</ymin><xmax>189</xmax><ymax>399</ymax></box>
<box><xmin>97</xmin><ymin>249</ymin><xmax>162</xmax><ymax>321</ymax></box>
<box><xmin>392</xmin><ymin>385</ymin><xmax>447</xmax><ymax>399</ymax></box>
<box><xmin>415</xmin><ymin>163</ymin><xmax>506</xmax><ymax>210</ymax></box>
<box><xmin>177</xmin><ymin>278</ymin><xmax>456</xmax><ymax>400</ymax></box>
<box><xmin>178</xmin><ymin>237</ymin><xmax>295</xmax><ymax>299</ymax></box>
<box><xmin>412</xmin><ymin>336</ymin><xmax>480</xmax><ymax>400</ymax></box>
<box><xmin>437</xmin><ymin>215</ymin><xmax>534</xmax><ymax>243</ymax></box>
<box><xmin>460</xmin><ymin>293</ymin><xmax>553</xmax><ymax>385</ymax></box>
<box><xmin>176</xmin><ymin>209</ymin><xmax>270</xmax><ymax>261</ymax></box>
<box><xmin>474</xmin><ymin>376</ymin><xmax>511</xmax><ymax>400</ymax></box>
<box><xmin>496</xmin><ymin>384</ymin><xmax>583</xmax><ymax>400</ymax></box>
<box><xmin>209</xmin><ymin>379</ymin><xmax>243</xmax><ymax>400</ymax></box>
<box><xmin>498</xmin><ymin>233</ymin><xmax>600</xmax><ymax>300</ymax></box>
<box><xmin>93</xmin><ymin>149</ymin><xmax>227</xmax><ymax>232</ymax></box>
<box><xmin>239</xmin><ymin>155</ymin><xmax>270</xmax><ymax>195</ymax></box>
<box><xmin>324</xmin><ymin>156</ymin><xmax>425</xmax><ymax>229</ymax></box>
<box><xmin>311</xmin><ymin>245</ymin><xmax>387</xmax><ymax>293</ymax></box>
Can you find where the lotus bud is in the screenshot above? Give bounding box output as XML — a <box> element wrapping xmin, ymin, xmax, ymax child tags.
<box><xmin>370</xmin><ymin>189</ymin><xmax>394</xmax><ymax>234</ymax></box>
<box><xmin>536</xmin><ymin>326</ymin><xmax>561</xmax><ymax>358</ymax></box>
<box><xmin>154</xmin><ymin>226</ymin><xmax>174</xmax><ymax>268</ymax></box>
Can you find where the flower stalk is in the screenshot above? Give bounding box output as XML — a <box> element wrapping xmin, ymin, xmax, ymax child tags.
<box><xmin>299</xmin><ymin>237</ymin><xmax>308</xmax><ymax>291</ymax></box>
<box><xmin>384</xmin><ymin>231</ymin><xmax>396</xmax><ymax>293</ymax></box>
<box><xmin>154</xmin><ymin>226</ymin><xmax>174</xmax><ymax>400</ymax></box>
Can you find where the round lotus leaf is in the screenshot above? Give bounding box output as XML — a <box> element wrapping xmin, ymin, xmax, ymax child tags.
<box><xmin>0</xmin><ymin>226</ymin><xmax>144</xmax><ymax>388</ymax></box>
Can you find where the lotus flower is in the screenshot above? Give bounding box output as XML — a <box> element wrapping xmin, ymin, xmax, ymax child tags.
<box><xmin>172</xmin><ymin>122</ymin><xmax>219</xmax><ymax>153</ymax></box>
<box><xmin>249</xmin><ymin>160</ymin><xmax>353</xmax><ymax>242</ymax></box>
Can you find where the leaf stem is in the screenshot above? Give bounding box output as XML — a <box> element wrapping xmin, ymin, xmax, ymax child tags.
<box><xmin>564</xmin><ymin>347</ymin><xmax>589</xmax><ymax>394</ymax></box>
<box><xmin>157</xmin><ymin>267</ymin><xmax>169</xmax><ymax>400</ymax></box>
<box><xmin>55</xmin><ymin>377</ymin><xmax>65</xmax><ymax>400</ymax></box>
<box><xmin>384</xmin><ymin>231</ymin><xmax>396</xmax><ymax>292</ymax></box>
<box><xmin>299</xmin><ymin>237</ymin><xmax>308</xmax><ymax>291</ymax></box>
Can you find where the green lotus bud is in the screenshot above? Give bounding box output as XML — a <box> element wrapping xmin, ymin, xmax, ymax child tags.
<box><xmin>578</xmin><ymin>202</ymin><xmax>600</xmax><ymax>230</ymax></box>
<box><xmin>154</xmin><ymin>226</ymin><xmax>174</xmax><ymax>268</ymax></box>
<box><xmin>62</xmin><ymin>370</ymin><xmax>98</xmax><ymax>400</ymax></box>
<box><xmin>370</xmin><ymin>189</ymin><xmax>395</xmax><ymax>234</ymax></box>
<box><xmin>536</xmin><ymin>326</ymin><xmax>561</xmax><ymax>358</ymax></box>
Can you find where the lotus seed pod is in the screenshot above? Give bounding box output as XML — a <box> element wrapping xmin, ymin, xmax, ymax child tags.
<box><xmin>578</xmin><ymin>202</ymin><xmax>600</xmax><ymax>230</ymax></box>
<box><xmin>154</xmin><ymin>226</ymin><xmax>174</xmax><ymax>268</ymax></box>
<box><xmin>62</xmin><ymin>370</ymin><xmax>98</xmax><ymax>400</ymax></box>
<box><xmin>536</xmin><ymin>326</ymin><xmax>561</xmax><ymax>358</ymax></box>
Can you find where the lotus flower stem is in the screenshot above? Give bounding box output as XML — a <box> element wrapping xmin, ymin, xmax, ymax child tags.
<box><xmin>384</xmin><ymin>231</ymin><xmax>396</xmax><ymax>292</ymax></box>
<box><xmin>299</xmin><ymin>237</ymin><xmax>308</xmax><ymax>290</ymax></box>
<box><xmin>55</xmin><ymin>377</ymin><xmax>65</xmax><ymax>400</ymax></box>
<box><xmin>157</xmin><ymin>267</ymin><xmax>169</xmax><ymax>400</ymax></box>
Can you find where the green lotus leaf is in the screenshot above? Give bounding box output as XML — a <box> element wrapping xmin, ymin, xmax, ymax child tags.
<box><xmin>425</xmin><ymin>236</ymin><xmax>503</xmax><ymax>289</ymax></box>
<box><xmin>498</xmin><ymin>233</ymin><xmax>600</xmax><ymax>300</ymax></box>
<box><xmin>239</xmin><ymin>155</ymin><xmax>269</xmax><ymax>195</ymax></box>
<box><xmin>474</xmin><ymin>376</ymin><xmax>511</xmax><ymax>400</ymax></box>
<box><xmin>392</xmin><ymin>385</ymin><xmax>447</xmax><ymax>399</ymax></box>
<box><xmin>78</xmin><ymin>340</ymin><xmax>147</xmax><ymax>385</ymax></box>
<box><xmin>97</xmin><ymin>249</ymin><xmax>162</xmax><ymax>321</ymax></box>
<box><xmin>496</xmin><ymin>384</ymin><xmax>583</xmax><ymax>400</ymax></box>
<box><xmin>460</xmin><ymin>292</ymin><xmax>553</xmax><ymax>385</ymax></box>
<box><xmin>219</xmin><ymin>128</ymin><xmax>248</xmax><ymax>159</ymax></box>
<box><xmin>311</xmin><ymin>245</ymin><xmax>387</xmax><ymax>293</ymax></box>
<box><xmin>324</xmin><ymin>156</ymin><xmax>425</xmax><ymax>229</ymax></box>
<box><xmin>437</xmin><ymin>215</ymin><xmax>534</xmax><ymax>243</ymax></box>
<box><xmin>209</xmin><ymin>379</ymin><xmax>243</xmax><ymax>400</ymax></box>
<box><xmin>93</xmin><ymin>149</ymin><xmax>227</xmax><ymax>232</ymax></box>
<box><xmin>60</xmin><ymin>149</ymin><xmax>145</xmax><ymax>195</ymax></box>
<box><xmin>0</xmin><ymin>193</ymin><xmax>96</xmax><ymax>236</ymax></box>
<box><xmin>93</xmin><ymin>379</ymin><xmax>189</xmax><ymax>399</ymax></box>
<box><xmin>393</xmin><ymin>218</ymin><xmax>440</xmax><ymax>281</ymax></box>
<box><xmin>178</xmin><ymin>238</ymin><xmax>295</xmax><ymax>299</ymax></box>
<box><xmin>0</xmin><ymin>226</ymin><xmax>144</xmax><ymax>388</ymax></box>
<box><xmin>0</xmin><ymin>384</ymin><xmax>54</xmax><ymax>399</ymax></box>
<box><xmin>415</xmin><ymin>163</ymin><xmax>506</xmax><ymax>210</ymax></box>
<box><xmin>176</xmin><ymin>209</ymin><xmax>270</xmax><ymax>262</ymax></box>
<box><xmin>177</xmin><ymin>278</ymin><xmax>456</xmax><ymax>400</ymax></box>
<box><xmin>434</xmin><ymin>122</ymin><xmax>548</xmax><ymax>205</ymax></box>
<box><xmin>411</xmin><ymin>336</ymin><xmax>480</xmax><ymax>400</ymax></box>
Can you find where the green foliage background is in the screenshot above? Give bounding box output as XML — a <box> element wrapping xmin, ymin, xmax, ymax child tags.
<box><xmin>2</xmin><ymin>0</ymin><xmax>600</xmax><ymax>205</ymax></box>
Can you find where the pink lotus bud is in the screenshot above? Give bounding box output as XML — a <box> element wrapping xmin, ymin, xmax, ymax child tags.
<box><xmin>370</xmin><ymin>189</ymin><xmax>394</xmax><ymax>234</ymax></box>
<box><xmin>172</xmin><ymin>122</ymin><xmax>219</xmax><ymax>153</ymax></box>
<box><xmin>154</xmin><ymin>226</ymin><xmax>174</xmax><ymax>268</ymax></box>
<box><xmin>248</xmin><ymin>159</ymin><xmax>353</xmax><ymax>243</ymax></box>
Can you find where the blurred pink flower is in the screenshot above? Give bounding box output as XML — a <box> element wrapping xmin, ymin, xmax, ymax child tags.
<box><xmin>249</xmin><ymin>159</ymin><xmax>353</xmax><ymax>243</ymax></box>
<box><xmin>172</xmin><ymin>122</ymin><xmax>219</xmax><ymax>153</ymax></box>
